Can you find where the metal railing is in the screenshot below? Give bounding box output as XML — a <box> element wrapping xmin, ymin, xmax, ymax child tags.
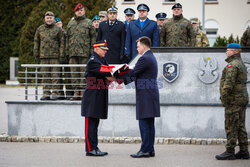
<box><xmin>19</xmin><ymin>64</ymin><xmax>87</xmax><ymax>100</ymax></box>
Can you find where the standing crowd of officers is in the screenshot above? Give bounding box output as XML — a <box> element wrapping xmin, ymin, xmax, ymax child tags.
<box><xmin>34</xmin><ymin>2</ymin><xmax>250</xmax><ymax>101</ymax></box>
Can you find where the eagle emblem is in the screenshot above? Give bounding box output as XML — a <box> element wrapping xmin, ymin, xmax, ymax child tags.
<box><xmin>198</xmin><ymin>57</ymin><xmax>218</xmax><ymax>84</ymax></box>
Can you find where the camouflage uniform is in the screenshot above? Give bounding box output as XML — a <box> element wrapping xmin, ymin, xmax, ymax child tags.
<box><xmin>34</xmin><ymin>23</ymin><xmax>64</xmax><ymax>97</ymax></box>
<box><xmin>195</xmin><ymin>29</ymin><xmax>209</xmax><ymax>47</ymax></box>
<box><xmin>220</xmin><ymin>53</ymin><xmax>249</xmax><ymax>153</ymax></box>
<box><xmin>60</xmin><ymin>27</ymin><xmax>74</xmax><ymax>99</ymax></box>
<box><xmin>160</xmin><ymin>14</ymin><xmax>196</xmax><ymax>47</ymax></box>
<box><xmin>240</xmin><ymin>28</ymin><xmax>250</xmax><ymax>46</ymax></box>
<box><xmin>66</xmin><ymin>15</ymin><xmax>96</xmax><ymax>97</ymax></box>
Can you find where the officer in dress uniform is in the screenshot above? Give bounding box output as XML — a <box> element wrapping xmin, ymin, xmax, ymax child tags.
<box><xmin>155</xmin><ymin>12</ymin><xmax>167</xmax><ymax>30</ymax></box>
<box><xmin>81</xmin><ymin>40</ymin><xmax>115</xmax><ymax>156</ymax></box>
<box><xmin>96</xmin><ymin>6</ymin><xmax>126</xmax><ymax>64</ymax></box>
<box><xmin>124</xmin><ymin>4</ymin><xmax>160</xmax><ymax>62</ymax></box>
<box><xmin>124</xmin><ymin>8</ymin><xmax>135</xmax><ymax>30</ymax></box>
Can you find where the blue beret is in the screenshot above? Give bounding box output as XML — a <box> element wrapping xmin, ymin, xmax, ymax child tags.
<box><xmin>156</xmin><ymin>13</ymin><xmax>167</xmax><ymax>20</ymax></box>
<box><xmin>124</xmin><ymin>8</ymin><xmax>135</xmax><ymax>15</ymax></box>
<box><xmin>227</xmin><ymin>43</ymin><xmax>242</xmax><ymax>49</ymax></box>
<box><xmin>137</xmin><ymin>4</ymin><xmax>150</xmax><ymax>12</ymax></box>
<box><xmin>107</xmin><ymin>6</ymin><xmax>118</xmax><ymax>13</ymax></box>
<box><xmin>92</xmin><ymin>15</ymin><xmax>100</xmax><ymax>22</ymax></box>
<box><xmin>172</xmin><ymin>3</ymin><xmax>182</xmax><ymax>10</ymax></box>
<box><xmin>54</xmin><ymin>17</ymin><xmax>61</xmax><ymax>23</ymax></box>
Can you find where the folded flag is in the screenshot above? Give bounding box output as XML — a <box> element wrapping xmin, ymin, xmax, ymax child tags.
<box><xmin>99</xmin><ymin>64</ymin><xmax>132</xmax><ymax>76</ymax></box>
<box><xmin>100</xmin><ymin>65</ymin><xmax>115</xmax><ymax>73</ymax></box>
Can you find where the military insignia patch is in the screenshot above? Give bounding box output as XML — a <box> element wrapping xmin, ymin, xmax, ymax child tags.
<box><xmin>163</xmin><ymin>61</ymin><xmax>179</xmax><ymax>83</ymax></box>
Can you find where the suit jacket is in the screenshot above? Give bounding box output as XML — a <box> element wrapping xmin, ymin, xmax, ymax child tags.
<box><xmin>81</xmin><ymin>52</ymin><xmax>111</xmax><ymax>119</ymax></box>
<box><xmin>97</xmin><ymin>19</ymin><xmax>126</xmax><ymax>64</ymax></box>
<box><xmin>122</xmin><ymin>50</ymin><xmax>160</xmax><ymax>120</ymax></box>
<box><xmin>124</xmin><ymin>18</ymin><xmax>160</xmax><ymax>61</ymax></box>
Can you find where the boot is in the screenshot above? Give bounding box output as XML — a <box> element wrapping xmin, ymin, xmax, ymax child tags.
<box><xmin>70</xmin><ymin>91</ymin><xmax>81</xmax><ymax>101</ymax></box>
<box><xmin>215</xmin><ymin>151</ymin><xmax>236</xmax><ymax>160</ymax></box>
<box><xmin>51</xmin><ymin>94</ymin><xmax>59</xmax><ymax>100</ymax></box>
<box><xmin>40</xmin><ymin>96</ymin><xmax>50</xmax><ymax>101</ymax></box>
<box><xmin>235</xmin><ymin>150</ymin><xmax>250</xmax><ymax>159</ymax></box>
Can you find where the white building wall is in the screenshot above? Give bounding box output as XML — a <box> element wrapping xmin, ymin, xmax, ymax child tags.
<box><xmin>115</xmin><ymin>0</ymin><xmax>250</xmax><ymax>38</ymax></box>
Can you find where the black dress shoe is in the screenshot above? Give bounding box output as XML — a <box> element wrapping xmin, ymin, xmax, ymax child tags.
<box><xmin>86</xmin><ymin>149</ymin><xmax>108</xmax><ymax>156</ymax></box>
<box><xmin>130</xmin><ymin>151</ymin><xmax>150</xmax><ymax>158</ymax></box>
<box><xmin>58</xmin><ymin>96</ymin><xmax>66</xmax><ymax>100</ymax></box>
<box><xmin>149</xmin><ymin>151</ymin><xmax>155</xmax><ymax>157</ymax></box>
<box><xmin>215</xmin><ymin>151</ymin><xmax>236</xmax><ymax>160</ymax></box>
<box><xmin>235</xmin><ymin>150</ymin><xmax>250</xmax><ymax>159</ymax></box>
<box><xmin>40</xmin><ymin>96</ymin><xmax>50</xmax><ymax>100</ymax></box>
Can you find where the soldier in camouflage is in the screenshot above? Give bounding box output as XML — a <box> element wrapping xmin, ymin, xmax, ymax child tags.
<box><xmin>240</xmin><ymin>27</ymin><xmax>250</xmax><ymax>46</ymax></box>
<box><xmin>92</xmin><ymin>15</ymin><xmax>100</xmax><ymax>41</ymax></box>
<box><xmin>160</xmin><ymin>3</ymin><xmax>196</xmax><ymax>47</ymax></box>
<box><xmin>66</xmin><ymin>3</ymin><xmax>96</xmax><ymax>100</ymax></box>
<box><xmin>34</xmin><ymin>11</ymin><xmax>64</xmax><ymax>100</ymax></box>
<box><xmin>190</xmin><ymin>18</ymin><xmax>209</xmax><ymax>47</ymax></box>
<box><xmin>216</xmin><ymin>43</ymin><xmax>249</xmax><ymax>160</ymax></box>
<box><xmin>55</xmin><ymin>17</ymin><xmax>73</xmax><ymax>100</ymax></box>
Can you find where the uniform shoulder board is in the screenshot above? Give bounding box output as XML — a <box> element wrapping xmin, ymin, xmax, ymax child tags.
<box><xmin>90</xmin><ymin>56</ymin><xmax>95</xmax><ymax>61</ymax></box>
<box><xmin>227</xmin><ymin>64</ymin><xmax>232</xmax><ymax>68</ymax></box>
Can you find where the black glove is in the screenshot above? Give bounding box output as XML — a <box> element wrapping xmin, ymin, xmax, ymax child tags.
<box><xmin>113</xmin><ymin>70</ymin><xmax>120</xmax><ymax>78</ymax></box>
<box><xmin>113</xmin><ymin>65</ymin><xmax>129</xmax><ymax>78</ymax></box>
<box><xmin>120</xmin><ymin>65</ymin><xmax>129</xmax><ymax>73</ymax></box>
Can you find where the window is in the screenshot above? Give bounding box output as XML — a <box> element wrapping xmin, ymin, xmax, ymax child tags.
<box><xmin>164</xmin><ymin>0</ymin><xmax>176</xmax><ymax>2</ymax></box>
<box><xmin>206</xmin><ymin>0</ymin><xmax>217</xmax><ymax>1</ymax></box>
<box><xmin>123</xmin><ymin>0</ymin><xmax>135</xmax><ymax>1</ymax></box>
<box><xmin>205</xmin><ymin>20</ymin><xmax>219</xmax><ymax>46</ymax></box>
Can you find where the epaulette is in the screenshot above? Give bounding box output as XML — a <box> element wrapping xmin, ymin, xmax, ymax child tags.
<box><xmin>90</xmin><ymin>56</ymin><xmax>95</xmax><ymax>61</ymax></box>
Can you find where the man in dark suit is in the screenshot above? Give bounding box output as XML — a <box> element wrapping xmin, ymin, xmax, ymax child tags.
<box><xmin>115</xmin><ymin>36</ymin><xmax>160</xmax><ymax>158</ymax></box>
<box><xmin>124</xmin><ymin>4</ymin><xmax>159</xmax><ymax>62</ymax></box>
<box><xmin>96</xmin><ymin>6</ymin><xmax>126</xmax><ymax>64</ymax></box>
<box><xmin>81</xmin><ymin>40</ymin><xmax>115</xmax><ymax>156</ymax></box>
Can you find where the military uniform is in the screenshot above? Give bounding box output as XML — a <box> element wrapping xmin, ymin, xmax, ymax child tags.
<box><xmin>195</xmin><ymin>29</ymin><xmax>209</xmax><ymax>47</ymax></box>
<box><xmin>216</xmin><ymin>43</ymin><xmax>249</xmax><ymax>160</ymax></box>
<box><xmin>66</xmin><ymin>14</ymin><xmax>96</xmax><ymax>99</ymax></box>
<box><xmin>124</xmin><ymin>4</ymin><xmax>160</xmax><ymax>61</ymax></box>
<box><xmin>91</xmin><ymin>15</ymin><xmax>100</xmax><ymax>41</ymax></box>
<box><xmin>34</xmin><ymin>21</ymin><xmax>64</xmax><ymax>99</ymax></box>
<box><xmin>81</xmin><ymin>41</ymin><xmax>111</xmax><ymax>156</ymax></box>
<box><xmin>60</xmin><ymin>27</ymin><xmax>74</xmax><ymax>99</ymax></box>
<box><xmin>160</xmin><ymin>14</ymin><xmax>196</xmax><ymax>47</ymax></box>
<box><xmin>240</xmin><ymin>27</ymin><xmax>250</xmax><ymax>46</ymax></box>
<box><xmin>96</xmin><ymin>6</ymin><xmax>126</xmax><ymax>64</ymax></box>
<box><xmin>220</xmin><ymin>53</ymin><xmax>249</xmax><ymax>153</ymax></box>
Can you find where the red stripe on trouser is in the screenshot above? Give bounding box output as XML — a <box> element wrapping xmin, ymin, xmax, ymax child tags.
<box><xmin>85</xmin><ymin>117</ymin><xmax>91</xmax><ymax>151</ymax></box>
